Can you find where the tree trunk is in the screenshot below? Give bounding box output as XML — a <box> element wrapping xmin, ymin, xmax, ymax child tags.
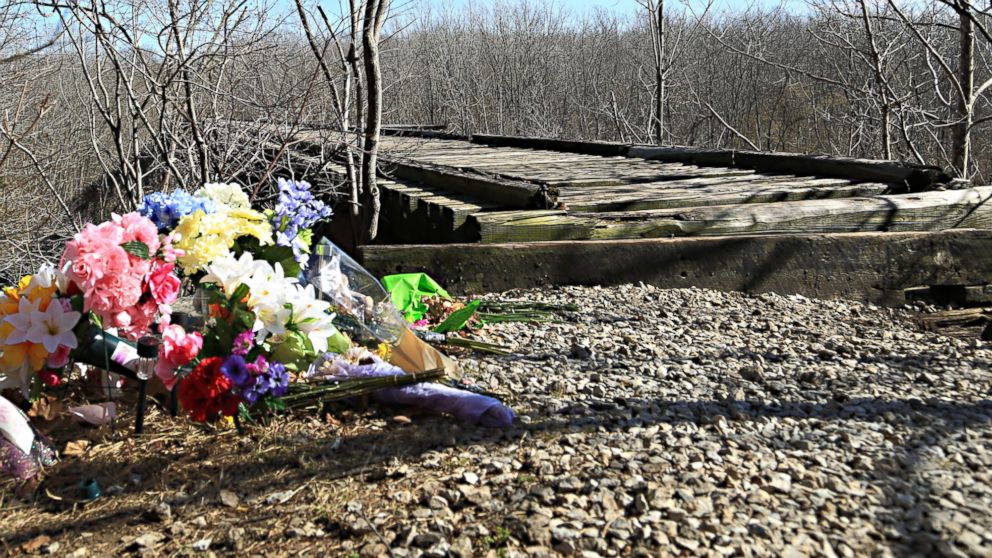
<box><xmin>650</xmin><ymin>0</ymin><xmax>666</xmax><ymax>145</ymax></box>
<box><xmin>361</xmin><ymin>0</ymin><xmax>390</xmax><ymax>241</ymax></box>
<box><xmin>954</xmin><ymin>1</ymin><xmax>974</xmax><ymax>178</ymax></box>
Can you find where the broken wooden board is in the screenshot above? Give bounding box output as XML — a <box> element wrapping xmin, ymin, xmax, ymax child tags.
<box><xmin>380</xmin><ymin>158</ymin><xmax>558</xmax><ymax>209</ymax></box>
<box><xmin>377</xmin><ymin>179</ymin><xmax>498</xmax><ymax>244</ymax></box>
<box><xmin>359</xmin><ymin>229</ymin><xmax>992</xmax><ymax>306</ymax></box>
<box><xmin>471</xmin><ymin>187</ymin><xmax>992</xmax><ymax>243</ymax></box>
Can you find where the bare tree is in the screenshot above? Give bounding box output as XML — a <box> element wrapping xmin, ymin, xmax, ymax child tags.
<box><xmin>294</xmin><ymin>0</ymin><xmax>390</xmax><ymax>242</ymax></box>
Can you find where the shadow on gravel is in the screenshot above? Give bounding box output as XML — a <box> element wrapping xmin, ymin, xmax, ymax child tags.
<box><xmin>4</xmin><ymin>396</ymin><xmax>989</xmax><ymax>555</ymax></box>
<box><xmin>538</xmin><ymin>395</ymin><xmax>992</xmax><ymax>556</ymax></box>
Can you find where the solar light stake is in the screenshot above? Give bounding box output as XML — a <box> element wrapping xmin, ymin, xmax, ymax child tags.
<box><xmin>135</xmin><ymin>336</ymin><xmax>160</xmax><ymax>435</ymax></box>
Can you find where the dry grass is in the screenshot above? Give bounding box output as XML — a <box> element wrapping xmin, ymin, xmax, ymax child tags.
<box><xmin>0</xmin><ymin>388</ymin><xmax>514</xmax><ymax>557</ymax></box>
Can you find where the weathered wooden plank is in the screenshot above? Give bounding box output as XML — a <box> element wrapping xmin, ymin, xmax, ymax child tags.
<box><xmin>376</xmin><ymin>179</ymin><xmax>495</xmax><ymax>243</ymax></box>
<box><xmin>472</xmin><ymin>187</ymin><xmax>992</xmax><ymax>242</ymax></box>
<box><xmin>380</xmin><ymin>158</ymin><xmax>558</xmax><ymax>209</ymax></box>
<box><xmin>630</xmin><ymin>146</ymin><xmax>951</xmax><ymax>191</ymax></box>
<box><xmin>472</xmin><ymin>133</ymin><xmax>630</xmax><ymax>156</ymax></box>
<box><xmin>358</xmin><ymin>229</ymin><xmax>992</xmax><ymax>306</ymax></box>
<box><xmin>524</xmin><ymin>169</ymin><xmax>752</xmax><ymax>188</ymax></box>
<box><xmin>561</xmin><ymin>180</ymin><xmax>890</xmax><ymax>211</ymax></box>
<box><xmin>468</xmin><ymin>133</ymin><xmax>951</xmax><ymax>190</ymax></box>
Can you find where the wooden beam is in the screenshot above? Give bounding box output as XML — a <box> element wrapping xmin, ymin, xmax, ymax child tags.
<box><xmin>359</xmin><ymin>229</ymin><xmax>992</xmax><ymax>306</ymax></box>
<box><xmin>380</xmin><ymin>158</ymin><xmax>558</xmax><ymax>209</ymax></box>
<box><xmin>472</xmin><ymin>133</ymin><xmax>630</xmax><ymax>156</ymax></box>
<box><xmin>471</xmin><ymin>187</ymin><xmax>992</xmax><ymax>243</ymax></box>
<box><xmin>561</xmin><ymin>180</ymin><xmax>890</xmax><ymax>212</ymax></box>
<box><xmin>631</xmin><ymin>146</ymin><xmax>950</xmax><ymax>192</ymax></box>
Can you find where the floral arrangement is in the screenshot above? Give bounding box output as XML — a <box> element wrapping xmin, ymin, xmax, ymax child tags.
<box><xmin>60</xmin><ymin>213</ymin><xmax>182</xmax><ymax>340</ymax></box>
<box><xmin>0</xmin><ymin>266</ymin><xmax>79</xmax><ymax>394</ymax></box>
<box><xmin>270</xmin><ymin>178</ymin><xmax>333</xmax><ymax>266</ymax></box>
<box><xmin>174</xmin><ymin>252</ymin><xmax>344</xmax><ymax>420</ymax></box>
<box><xmin>139</xmin><ymin>190</ymin><xmax>216</xmax><ymax>231</ymax></box>
<box><xmin>0</xmin><ymin>178</ymin><xmax>512</xmax><ymax>446</ymax></box>
<box><xmin>0</xmin><ymin>211</ymin><xmax>194</xmax><ymax>396</ymax></box>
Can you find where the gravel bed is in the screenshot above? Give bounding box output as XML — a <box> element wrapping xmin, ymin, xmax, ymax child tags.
<box><xmin>389</xmin><ymin>284</ymin><xmax>992</xmax><ymax>558</ymax></box>
<box><xmin>3</xmin><ymin>284</ymin><xmax>991</xmax><ymax>558</ymax></box>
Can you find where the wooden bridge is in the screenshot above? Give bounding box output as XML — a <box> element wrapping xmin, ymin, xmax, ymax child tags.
<box><xmin>290</xmin><ymin>128</ymin><xmax>992</xmax><ymax>306</ymax></box>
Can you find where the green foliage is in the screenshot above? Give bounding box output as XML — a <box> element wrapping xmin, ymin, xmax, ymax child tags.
<box><xmin>434</xmin><ymin>300</ymin><xmax>480</xmax><ymax>333</ymax></box>
<box><xmin>235</xmin><ymin>237</ymin><xmax>301</xmax><ymax>278</ymax></box>
<box><xmin>120</xmin><ymin>240</ymin><xmax>150</xmax><ymax>259</ymax></box>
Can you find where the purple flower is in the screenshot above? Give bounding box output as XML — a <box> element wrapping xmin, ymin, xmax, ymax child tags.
<box><xmin>268</xmin><ymin>362</ymin><xmax>289</xmax><ymax>397</ymax></box>
<box><xmin>241</xmin><ymin>360</ymin><xmax>289</xmax><ymax>404</ymax></box>
<box><xmin>232</xmin><ymin>331</ymin><xmax>254</xmax><ymax>356</ymax></box>
<box><xmin>220</xmin><ymin>355</ymin><xmax>254</xmax><ymax>389</ymax></box>
<box><xmin>271</xmin><ymin>179</ymin><xmax>332</xmax><ymax>265</ymax></box>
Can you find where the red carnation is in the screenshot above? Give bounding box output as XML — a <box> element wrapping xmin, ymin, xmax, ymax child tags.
<box><xmin>179</xmin><ymin>357</ymin><xmax>242</xmax><ymax>422</ymax></box>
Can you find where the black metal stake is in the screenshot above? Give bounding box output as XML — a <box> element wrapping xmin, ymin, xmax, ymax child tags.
<box><xmin>135</xmin><ymin>379</ymin><xmax>148</xmax><ymax>435</ymax></box>
<box><xmin>169</xmin><ymin>382</ymin><xmax>180</xmax><ymax>417</ymax></box>
<box><xmin>135</xmin><ymin>336</ymin><xmax>160</xmax><ymax>436</ymax></box>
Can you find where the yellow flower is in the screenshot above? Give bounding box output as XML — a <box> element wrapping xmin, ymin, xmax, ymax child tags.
<box><xmin>174</xmin><ymin>207</ymin><xmax>275</xmax><ymax>274</ymax></box>
<box><xmin>0</xmin><ymin>341</ymin><xmax>47</xmax><ymax>372</ymax></box>
<box><xmin>21</xmin><ymin>278</ymin><xmax>55</xmax><ymax>309</ymax></box>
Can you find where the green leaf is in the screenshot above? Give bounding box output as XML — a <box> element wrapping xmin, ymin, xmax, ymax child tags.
<box><xmin>434</xmin><ymin>300</ymin><xmax>481</xmax><ymax>334</ymax></box>
<box><xmin>120</xmin><ymin>240</ymin><xmax>150</xmax><ymax>260</ymax></box>
<box><xmin>229</xmin><ymin>283</ymin><xmax>250</xmax><ymax>305</ymax></box>
<box><xmin>231</xmin><ymin>307</ymin><xmax>255</xmax><ymax>331</ymax></box>
<box><xmin>70</xmin><ymin>294</ymin><xmax>85</xmax><ymax>313</ymax></box>
<box><xmin>236</xmin><ymin>236</ymin><xmax>301</xmax><ymax>278</ymax></box>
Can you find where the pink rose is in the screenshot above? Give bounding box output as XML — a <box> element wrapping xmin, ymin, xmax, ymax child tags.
<box><xmin>148</xmin><ymin>261</ymin><xmax>181</xmax><ymax>306</ymax></box>
<box><xmin>101</xmin><ymin>247</ymin><xmax>130</xmax><ymax>277</ymax></box>
<box><xmin>92</xmin><ymin>221</ymin><xmax>124</xmax><ymax>245</ymax></box>
<box><xmin>155</xmin><ymin>324</ymin><xmax>203</xmax><ymax>389</ymax></box>
<box><xmin>116</xmin><ymin>301</ymin><xmax>158</xmax><ymax>341</ymax></box>
<box><xmin>114</xmin><ymin>212</ymin><xmax>161</xmax><ymax>256</ymax></box>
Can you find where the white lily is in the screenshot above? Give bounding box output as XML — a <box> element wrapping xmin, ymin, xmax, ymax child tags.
<box><xmin>25</xmin><ymin>300</ymin><xmax>80</xmax><ymax>353</ymax></box>
<box><xmin>201</xmin><ymin>252</ymin><xmax>266</xmax><ymax>295</ymax></box>
<box><xmin>296</xmin><ymin>311</ymin><xmax>338</xmax><ymax>353</ymax></box>
<box><xmin>2</xmin><ymin>297</ymin><xmax>42</xmax><ymax>345</ymax></box>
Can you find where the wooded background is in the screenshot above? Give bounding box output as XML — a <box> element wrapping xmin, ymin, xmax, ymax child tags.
<box><xmin>2</xmin><ymin>0</ymin><xmax>990</xmax><ymax>280</ymax></box>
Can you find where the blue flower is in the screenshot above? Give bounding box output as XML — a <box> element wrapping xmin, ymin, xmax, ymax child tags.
<box><xmin>267</xmin><ymin>362</ymin><xmax>290</xmax><ymax>397</ymax></box>
<box><xmin>138</xmin><ymin>190</ymin><xmax>216</xmax><ymax>230</ymax></box>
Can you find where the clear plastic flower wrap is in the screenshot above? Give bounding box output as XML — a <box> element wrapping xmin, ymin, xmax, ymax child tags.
<box><xmin>305</xmin><ymin>238</ymin><xmax>457</xmax><ymax>374</ymax></box>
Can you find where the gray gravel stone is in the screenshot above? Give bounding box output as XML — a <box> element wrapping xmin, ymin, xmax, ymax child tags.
<box><xmin>374</xmin><ymin>286</ymin><xmax>992</xmax><ymax>557</ymax></box>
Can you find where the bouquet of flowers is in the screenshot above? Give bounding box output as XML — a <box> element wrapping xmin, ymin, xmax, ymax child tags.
<box><xmin>140</xmin><ymin>180</ymin><xmax>331</xmax><ymax>281</ymax></box>
<box><xmin>176</xmin><ymin>252</ymin><xmax>345</xmax><ymax>421</ymax></box>
<box><xmin>0</xmin><ymin>265</ymin><xmax>79</xmax><ymax>395</ymax></box>
<box><xmin>0</xmin><ymin>212</ymin><xmax>197</xmax><ymax>397</ymax></box>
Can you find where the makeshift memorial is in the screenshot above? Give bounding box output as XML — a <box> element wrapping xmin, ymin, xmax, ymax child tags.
<box><xmin>0</xmin><ymin>177</ymin><xmax>515</xmax><ymax>485</ymax></box>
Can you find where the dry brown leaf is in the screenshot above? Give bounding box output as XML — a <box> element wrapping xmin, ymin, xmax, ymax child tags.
<box><xmin>28</xmin><ymin>396</ymin><xmax>63</xmax><ymax>421</ymax></box>
<box><xmin>20</xmin><ymin>534</ymin><xmax>50</xmax><ymax>553</ymax></box>
<box><xmin>63</xmin><ymin>439</ymin><xmax>91</xmax><ymax>457</ymax></box>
